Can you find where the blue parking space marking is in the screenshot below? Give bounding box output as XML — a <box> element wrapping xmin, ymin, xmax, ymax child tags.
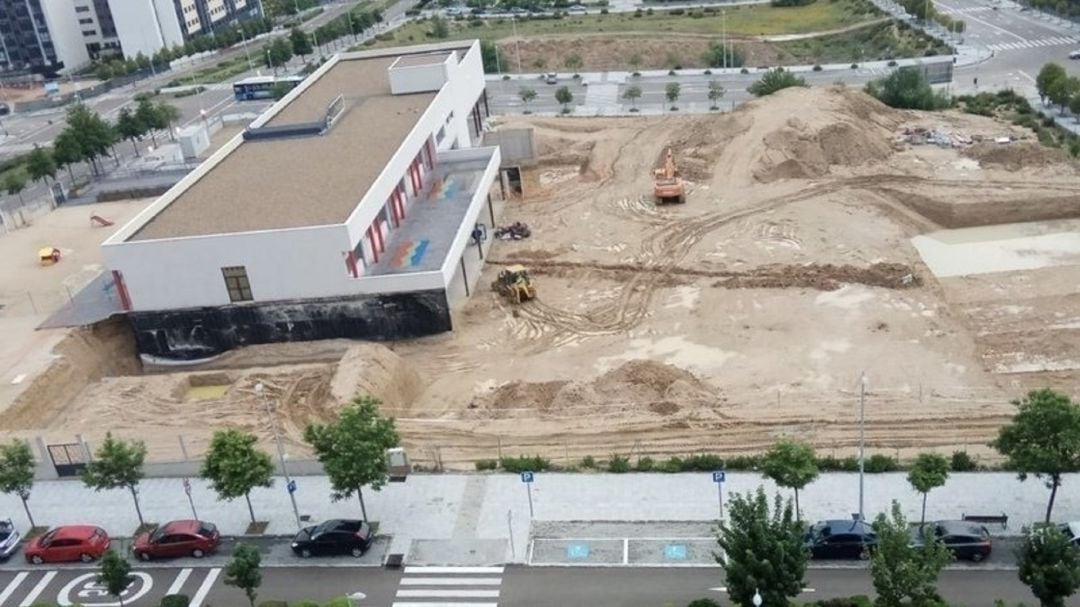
<box><xmin>567</xmin><ymin>542</ymin><xmax>590</xmax><ymax>560</ymax></box>
<box><xmin>664</xmin><ymin>544</ymin><xmax>688</xmax><ymax>560</ymax></box>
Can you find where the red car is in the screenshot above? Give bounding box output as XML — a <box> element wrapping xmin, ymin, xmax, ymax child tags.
<box><xmin>133</xmin><ymin>520</ymin><xmax>220</xmax><ymax>561</ymax></box>
<box><xmin>25</xmin><ymin>526</ymin><xmax>110</xmax><ymax>564</ymax></box>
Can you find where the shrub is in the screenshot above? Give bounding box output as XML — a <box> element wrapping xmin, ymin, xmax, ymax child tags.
<box><xmin>632</xmin><ymin>71</ymin><xmax>641</xmax><ymax>77</ymax></box>
<box><xmin>864</xmin><ymin>454</ymin><xmax>899</xmax><ymax>473</ymax></box>
<box><xmin>600</xmin><ymin>8</ymin><xmax>608</xmax><ymax>13</ymax></box>
<box><xmin>809</xmin><ymin>597</ymin><xmax>873</xmax><ymax>607</ymax></box>
<box><xmin>501</xmin><ymin>74</ymin><xmax>510</xmax><ymax>80</ymax></box>
<box><xmin>500</xmin><ymin>455</ymin><xmax>551</xmax><ymax>473</ymax></box>
<box><xmin>740</xmin><ymin>67</ymin><xmax>749</xmax><ymax>74</ymax></box>
<box><xmin>608</xmin><ymin>455</ymin><xmax>631</xmax><ymax>473</ymax></box>
<box><xmin>864</xmin><ymin>68</ymin><xmax>950</xmax><ymax>110</ymax></box>
<box><xmin>747</xmin><ymin>68</ymin><xmax>808</xmax><ymax>97</ymax></box>
<box><xmin>725</xmin><ymin>455</ymin><xmax>761</xmax><ymax>470</ymax></box>
<box><xmin>851</xmin><ymin>63</ymin><xmax>858</xmax><ymax>69</ymax></box>
<box><xmin>646</xmin><ymin>7</ymin><xmax>654</xmax><ymax>14</ymax></box>
<box><xmin>687</xmin><ymin>599</ymin><xmax>722</xmax><ymax>607</ymax></box>
<box><xmin>475</xmin><ymin>459</ymin><xmax>498</xmax><ymax>471</ymax></box>
<box><xmin>668</xmin><ymin>69</ymin><xmax>677</xmax><ymax>75</ymax></box>
<box><xmin>256</xmin><ymin>602</ymin><xmax>288</xmax><ymax>607</ymax></box>
<box><xmin>669</xmin><ymin>7</ymin><xmax>685</xmax><ymax>14</ymax></box>
<box><xmin>680</xmin><ymin>454</ymin><xmax>725</xmax><ymax>471</ymax></box>
<box><xmin>581</xmin><ymin>455</ymin><xmax>597</xmax><ymax>469</ymax></box>
<box><xmin>160</xmin><ymin>596</ymin><xmax>190</xmax><ymax>607</ymax></box>
<box><xmin>887</xmin><ymin>59</ymin><xmax>898</xmax><ymax>66</ymax></box>
<box><xmin>291</xmin><ymin>602</ymin><xmax>321</xmax><ymax>607</ymax></box>
<box><xmin>660</xmin><ymin>456</ymin><xmax>683</xmax><ymax>473</ymax></box>
<box><xmin>950</xmin><ymin>451</ymin><xmax>977</xmax><ymax>472</ymax></box>
<box><xmin>636</xmin><ymin>456</ymin><xmax>654</xmax><ymax>471</ymax></box>
<box><xmin>813</xmin><ymin>64</ymin><xmax>823</xmax><ymax>71</ymax></box>
<box><xmin>817</xmin><ymin>456</ymin><xmax>860</xmax><ymax>472</ymax></box>
<box><xmin>324</xmin><ymin>599</ymin><xmax>352</xmax><ymax>607</ymax></box>
<box><xmin>703</xmin><ymin>69</ymin><xmax>712</xmax><ymax>75</ymax></box>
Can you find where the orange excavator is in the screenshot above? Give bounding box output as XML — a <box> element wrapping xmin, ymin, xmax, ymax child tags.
<box><xmin>653</xmin><ymin>148</ymin><xmax>686</xmax><ymax>205</ymax></box>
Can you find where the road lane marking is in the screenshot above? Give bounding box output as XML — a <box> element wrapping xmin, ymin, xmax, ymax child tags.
<box><xmin>400</xmin><ymin>578</ymin><xmax>502</xmax><ymax>586</ymax></box>
<box><xmin>938</xmin><ymin>0</ymin><xmax>1026</xmax><ymax>39</ymax></box>
<box><xmin>19</xmin><ymin>571</ymin><xmax>55</xmax><ymax>607</ymax></box>
<box><xmin>391</xmin><ymin>603</ymin><xmax>498</xmax><ymax>607</ymax></box>
<box><xmin>190</xmin><ymin>567</ymin><xmax>220</xmax><ymax>607</ymax></box>
<box><xmin>403</xmin><ymin>567</ymin><xmax>505</xmax><ymax>574</ymax></box>
<box><xmin>166</xmin><ymin>568</ymin><xmax>193</xmax><ymax>596</ymax></box>
<box><xmin>0</xmin><ymin>572</ymin><xmax>29</xmax><ymax>606</ymax></box>
<box><xmin>396</xmin><ymin>590</ymin><xmax>501</xmax><ymax>598</ymax></box>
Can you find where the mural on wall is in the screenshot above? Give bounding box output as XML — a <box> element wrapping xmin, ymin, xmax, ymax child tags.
<box><xmin>391</xmin><ymin>239</ymin><xmax>430</xmax><ymax>269</ymax></box>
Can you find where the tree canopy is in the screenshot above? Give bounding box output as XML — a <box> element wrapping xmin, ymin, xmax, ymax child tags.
<box><xmin>716</xmin><ymin>488</ymin><xmax>807</xmax><ymax>607</ymax></box>
<box><xmin>201</xmin><ymin>429</ymin><xmax>275</xmax><ymax>523</ymax></box>
<box><xmin>761</xmin><ymin>439</ymin><xmax>819</xmax><ymax>520</ymax></box>
<box><xmin>865</xmin><ymin>68</ymin><xmax>951</xmax><ymax>110</ymax></box>
<box><xmin>870</xmin><ymin>501</ymin><xmax>952</xmax><ymax>607</ymax></box>
<box><xmin>1037</xmin><ymin>62</ymin><xmax>1067</xmax><ymax>105</ymax></box>
<box><xmin>304</xmin><ymin>396</ymin><xmax>399</xmax><ymax>521</ymax></box>
<box><xmin>992</xmin><ymin>389</ymin><xmax>1080</xmax><ymax>522</ymax></box>
<box><xmin>1019</xmin><ymin>525</ymin><xmax>1080</xmax><ymax>607</ymax></box>
<box><xmin>82</xmin><ymin>433</ymin><xmax>148</xmax><ymax>525</ymax></box>
<box><xmin>224</xmin><ymin>543</ymin><xmax>262</xmax><ymax>607</ymax></box>
<box><xmin>748</xmin><ymin>68</ymin><xmax>808</xmax><ymax>97</ymax></box>
<box><xmin>0</xmin><ymin>440</ymin><xmax>36</xmax><ymax>527</ymax></box>
<box><xmin>907</xmin><ymin>452</ymin><xmax>949</xmax><ymax>526</ymax></box>
<box><xmin>97</xmin><ymin>549</ymin><xmax>134</xmax><ymax>606</ymax></box>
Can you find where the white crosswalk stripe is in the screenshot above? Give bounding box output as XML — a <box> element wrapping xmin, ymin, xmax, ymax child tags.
<box><xmin>0</xmin><ymin>572</ymin><xmax>28</xmax><ymax>607</ymax></box>
<box><xmin>17</xmin><ymin>571</ymin><xmax>54</xmax><ymax>607</ymax></box>
<box><xmin>988</xmin><ymin>36</ymin><xmax>1078</xmax><ymax>52</ymax></box>
<box><xmin>393</xmin><ymin>566</ymin><xmax>506</xmax><ymax>607</ymax></box>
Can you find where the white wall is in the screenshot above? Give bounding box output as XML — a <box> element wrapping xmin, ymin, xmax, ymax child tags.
<box><xmin>41</xmin><ymin>0</ymin><xmax>90</xmax><ymax>73</ymax></box>
<box><xmin>109</xmin><ymin>0</ymin><xmax>184</xmax><ymax>59</ymax></box>
<box><xmin>437</xmin><ymin>147</ymin><xmax>501</xmax><ymax>286</ymax></box>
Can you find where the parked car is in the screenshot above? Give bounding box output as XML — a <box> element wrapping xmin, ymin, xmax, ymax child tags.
<box><xmin>805</xmin><ymin>519</ymin><xmax>877</xmax><ymax>559</ymax></box>
<box><xmin>133</xmin><ymin>520</ymin><xmax>220</xmax><ymax>561</ymax></box>
<box><xmin>291</xmin><ymin>519</ymin><xmax>373</xmax><ymax>558</ymax></box>
<box><xmin>1057</xmin><ymin>522</ymin><xmax>1080</xmax><ymax>544</ymax></box>
<box><xmin>911</xmin><ymin>521</ymin><xmax>992</xmax><ymax>562</ymax></box>
<box><xmin>1069</xmin><ymin>49</ymin><xmax>1080</xmax><ymax>59</ymax></box>
<box><xmin>545</xmin><ymin>73</ymin><xmax>559</xmax><ymax>84</ymax></box>
<box><xmin>0</xmin><ymin>102</ymin><xmax>9</xmax><ymax>116</ymax></box>
<box><xmin>24</xmin><ymin>525</ymin><xmax>109</xmax><ymax>564</ymax></box>
<box><xmin>0</xmin><ymin>519</ymin><xmax>20</xmax><ymax>560</ymax></box>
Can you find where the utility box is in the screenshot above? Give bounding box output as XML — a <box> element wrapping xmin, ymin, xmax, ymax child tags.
<box><xmin>178</xmin><ymin>124</ymin><xmax>211</xmax><ymax>160</ymax></box>
<box><xmin>387</xmin><ymin>447</ymin><xmax>411</xmax><ymax>482</ymax></box>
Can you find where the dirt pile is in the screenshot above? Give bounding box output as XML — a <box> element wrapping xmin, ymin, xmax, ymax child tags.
<box><xmin>468</xmin><ymin>360</ymin><xmax>717</xmax><ymax>418</ymax></box>
<box><xmin>720</xmin><ymin>87</ymin><xmax>905</xmax><ymax>183</ymax></box>
<box><xmin>330</xmin><ymin>343</ymin><xmax>424</xmax><ymax>410</ymax></box>
<box><xmin>717</xmin><ymin>262</ymin><xmax>921</xmax><ymax>291</ymax></box>
<box><xmin>534</xmin><ymin>133</ymin><xmax>596</xmax><ymax>170</ymax></box>
<box><xmin>962</xmin><ymin>141</ymin><xmax>1070</xmax><ymax>171</ymax></box>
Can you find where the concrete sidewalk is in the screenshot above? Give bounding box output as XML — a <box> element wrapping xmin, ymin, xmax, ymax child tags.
<box><xmin>1</xmin><ymin>472</ymin><xmax>1077</xmax><ymax>566</ymax></box>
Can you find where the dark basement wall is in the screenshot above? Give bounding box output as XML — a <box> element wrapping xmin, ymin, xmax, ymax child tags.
<box><xmin>129</xmin><ymin>289</ymin><xmax>451</xmax><ymax>359</ymax></box>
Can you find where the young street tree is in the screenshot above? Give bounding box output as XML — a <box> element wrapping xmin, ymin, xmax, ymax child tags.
<box><xmin>555</xmin><ymin>86</ymin><xmax>574</xmax><ymax>113</ymax></box>
<box><xmin>665</xmin><ymin>82</ymin><xmax>681</xmax><ymax>110</ymax></box>
<box><xmin>97</xmin><ymin>549</ymin><xmax>134</xmax><ymax>606</ymax></box>
<box><xmin>82</xmin><ymin>433</ymin><xmax>148</xmax><ymax>526</ymax></box>
<box><xmin>518</xmin><ymin>87</ymin><xmax>537</xmax><ymax>114</ymax></box>
<box><xmin>1048</xmin><ymin>76</ymin><xmax>1080</xmax><ymax>114</ymax></box>
<box><xmin>707</xmin><ymin>80</ymin><xmax>725</xmax><ymax>110</ymax></box>
<box><xmin>304</xmin><ymin>396</ymin><xmax>399</xmax><ymax>521</ymax></box>
<box><xmin>201</xmin><ymin>430</ymin><xmax>275</xmax><ymax>523</ymax></box>
<box><xmin>716</xmin><ymin>488</ymin><xmax>807</xmax><ymax>607</ymax></box>
<box><xmin>1018</xmin><ymin>525</ymin><xmax>1080</xmax><ymax>607</ymax></box>
<box><xmin>992</xmin><ymin>389</ymin><xmax>1080</xmax><ymax>523</ymax></box>
<box><xmin>907</xmin><ymin>452</ymin><xmax>949</xmax><ymax>526</ymax></box>
<box><xmin>155</xmin><ymin>102</ymin><xmax>182</xmax><ymax>141</ymax></box>
<box><xmin>115</xmin><ymin>108</ymin><xmax>146</xmax><ymax>156</ymax></box>
<box><xmin>761</xmin><ymin>439</ymin><xmax>818</xmax><ymax>520</ymax></box>
<box><xmin>1037</xmin><ymin>62</ymin><xmax>1067</xmax><ymax>105</ymax></box>
<box><xmin>224</xmin><ymin>543</ymin><xmax>262</xmax><ymax>607</ymax></box>
<box><xmin>871</xmin><ymin>501</ymin><xmax>952</xmax><ymax>607</ymax></box>
<box><xmin>53</xmin><ymin>130</ymin><xmax>82</xmax><ymax>182</ymax></box>
<box><xmin>135</xmin><ymin>98</ymin><xmax>161</xmax><ymax>146</ymax></box>
<box><xmin>623</xmin><ymin>85</ymin><xmax>642</xmax><ymax>111</ymax></box>
<box><xmin>0</xmin><ymin>440</ymin><xmax>36</xmax><ymax>527</ymax></box>
<box><xmin>26</xmin><ymin>145</ymin><xmax>57</xmax><ymax>186</ymax></box>
<box><xmin>65</xmin><ymin>103</ymin><xmax>116</xmax><ymax>175</ymax></box>
<box><xmin>289</xmin><ymin>27</ymin><xmax>313</xmax><ymax>61</ymax></box>
<box><xmin>1070</xmin><ymin>93</ymin><xmax>1080</xmax><ymax>122</ymax></box>
<box><xmin>3</xmin><ymin>172</ymin><xmax>26</xmax><ymax>205</ymax></box>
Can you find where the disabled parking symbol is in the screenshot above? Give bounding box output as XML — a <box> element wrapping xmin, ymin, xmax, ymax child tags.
<box><xmin>567</xmin><ymin>542</ymin><xmax>590</xmax><ymax>560</ymax></box>
<box><xmin>664</xmin><ymin>544</ymin><xmax>688</xmax><ymax>560</ymax></box>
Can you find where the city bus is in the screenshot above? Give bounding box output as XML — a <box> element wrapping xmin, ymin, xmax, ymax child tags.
<box><xmin>232</xmin><ymin>75</ymin><xmax>304</xmax><ymax>101</ymax></box>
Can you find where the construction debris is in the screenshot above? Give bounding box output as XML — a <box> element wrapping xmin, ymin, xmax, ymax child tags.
<box><xmin>895</xmin><ymin>126</ymin><xmax>975</xmax><ymax>148</ymax></box>
<box><xmin>495</xmin><ymin>222</ymin><xmax>531</xmax><ymax>240</ymax></box>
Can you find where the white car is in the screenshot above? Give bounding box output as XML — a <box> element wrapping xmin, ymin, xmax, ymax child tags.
<box><xmin>0</xmin><ymin>519</ymin><xmax>20</xmax><ymax>560</ymax></box>
<box><xmin>1058</xmin><ymin>522</ymin><xmax>1080</xmax><ymax>544</ymax></box>
<box><xmin>1069</xmin><ymin>49</ymin><xmax>1080</xmax><ymax>59</ymax></box>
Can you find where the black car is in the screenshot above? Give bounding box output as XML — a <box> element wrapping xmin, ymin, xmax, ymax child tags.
<box><xmin>291</xmin><ymin>519</ymin><xmax>373</xmax><ymax>558</ymax></box>
<box><xmin>910</xmin><ymin>521</ymin><xmax>992</xmax><ymax>562</ymax></box>
<box><xmin>805</xmin><ymin>519</ymin><xmax>876</xmax><ymax>559</ymax></box>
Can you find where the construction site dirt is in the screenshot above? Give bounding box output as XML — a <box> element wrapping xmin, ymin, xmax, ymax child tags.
<box><xmin>3</xmin><ymin>87</ymin><xmax>1080</xmax><ymax>469</ymax></box>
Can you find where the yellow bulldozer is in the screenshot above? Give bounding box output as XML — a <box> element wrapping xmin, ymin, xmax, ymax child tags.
<box><xmin>492</xmin><ymin>264</ymin><xmax>537</xmax><ymax>304</ymax></box>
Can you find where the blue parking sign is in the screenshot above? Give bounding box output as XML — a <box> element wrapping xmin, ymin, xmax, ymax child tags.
<box><xmin>712</xmin><ymin>470</ymin><xmax>725</xmax><ymax>483</ymax></box>
<box><xmin>521</xmin><ymin>471</ymin><xmax>534</xmax><ymax>483</ymax></box>
<box><xmin>287</xmin><ymin>479</ymin><xmax>297</xmax><ymax>494</ymax></box>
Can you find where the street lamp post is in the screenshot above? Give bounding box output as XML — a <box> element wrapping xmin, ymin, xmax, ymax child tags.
<box><xmin>858</xmin><ymin>372</ymin><xmax>867</xmax><ymax>522</ymax></box>
<box><xmin>255</xmin><ymin>382</ymin><xmax>302</xmax><ymax>529</ymax></box>
<box><xmin>722</xmin><ymin>9</ymin><xmax>727</xmax><ymax>69</ymax></box>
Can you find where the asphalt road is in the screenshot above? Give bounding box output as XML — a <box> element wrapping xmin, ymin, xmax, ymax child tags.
<box><xmin>0</xmin><ymin>564</ymin><xmax>1064</xmax><ymax>607</ymax></box>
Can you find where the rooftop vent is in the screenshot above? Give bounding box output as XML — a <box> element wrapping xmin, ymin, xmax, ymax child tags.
<box><xmin>388</xmin><ymin>52</ymin><xmax>455</xmax><ymax>95</ymax></box>
<box><xmin>243</xmin><ymin>94</ymin><xmax>348</xmax><ymax>142</ymax></box>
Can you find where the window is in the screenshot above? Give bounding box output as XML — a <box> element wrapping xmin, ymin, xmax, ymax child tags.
<box><xmin>78</xmin><ymin>18</ymin><xmax>93</xmax><ymax>24</ymax></box>
<box><xmin>76</xmin><ymin>5</ymin><xmax>90</xmax><ymax>11</ymax></box>
<box><xmin>222</xmin><ymin>266</ymin><xmax>253</xmax><ymax>302</ymax></box>
<box><xmin>82</xmin><ymin>30</ymin><xmax>97</xmax><ymax>36</ymax></box>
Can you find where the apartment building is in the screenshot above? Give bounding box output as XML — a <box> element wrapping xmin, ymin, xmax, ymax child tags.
<box><xmin>0</xmin><ymin>0</ymin><xmax>90</xmax><ymax>76</ymax></box>
<box><xmin>108</xmin><ymin>0</ymin><xmax>263</xmax><ymax>59</ymax></box>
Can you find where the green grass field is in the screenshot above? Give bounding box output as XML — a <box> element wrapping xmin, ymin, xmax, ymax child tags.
<box><xmin>369</xmin><ymin>0</ymin><xmax>882</xmax><ymax>48</ymax></box>
<box><xmin>776</xmin><ymin>21</ymin><xmax>950</xmax><ymax>63</ymax></box>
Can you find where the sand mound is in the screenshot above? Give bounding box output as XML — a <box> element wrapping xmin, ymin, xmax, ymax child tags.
<box><xmin>535</xmin><ymin>135</ymin><xmax>595</xmax><ymax>169</ymax></box>
<box><xmin>962</xmin><ymin>141</ymin><xmax>1070</xmax><ymax>171</ymax></box>
<box><xmin>330</xmin><ymin>343</ymin><xmax>423</xmax><ymax>409</ymax></box>
<box><xmin>709</xmin><ymin>87</ymin><xmax>904</xmax><ymax>184</ymax></box>
<box><xmin>469</xmin><ymin>360</ymin><xmax>716</xmax><ymax>417</ymax></box>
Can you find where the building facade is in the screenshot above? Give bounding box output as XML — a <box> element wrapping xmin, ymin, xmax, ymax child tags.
<box><xmin>102</xmin><ymin>40</ymin><xmax>503</xmax><ymax>360</ymax></box>
<box><xmin>0</xmin><ymin>0</ymin><xmax>90</xmax><ymax>76</ymax></box>
<box><xmin>75</xmin><ymin>0</ymin><xmax>121</xmax><ymax>60</ymax></box>
<box><xmin>108</xmin><ymin>0</ymin><xmax>263</xmax><ymax>59</ymax></box>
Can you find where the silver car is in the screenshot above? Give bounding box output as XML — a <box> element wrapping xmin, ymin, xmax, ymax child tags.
<box><xmin>0</xmin><ymin>519</ymin><xmax>20</xmax><ymax>560</ymax></box>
